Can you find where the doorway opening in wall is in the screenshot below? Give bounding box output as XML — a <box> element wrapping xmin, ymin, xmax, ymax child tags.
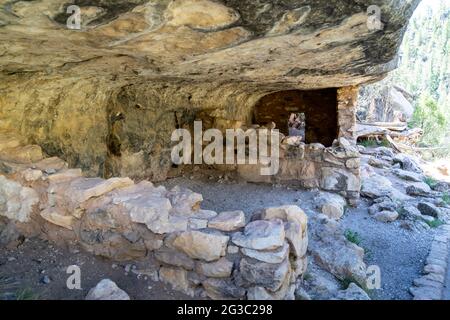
<box><xmin>253</xmin><ymin>89</ymin><xmax>339</xmax><ymax>147</ymax></box>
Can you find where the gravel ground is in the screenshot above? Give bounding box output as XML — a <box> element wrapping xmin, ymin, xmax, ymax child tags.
<box><xmin>0</xmin><ymin>238</ymin><xmax>194</xmax><ymax>300</ymax></box>
<box><xmin>341</xmin><ymin>205</ymin><xmax>435</xmax><ymax>300</ymax></box>
<box><xmin>161</xmin><ymin>173</ymin><xmax>437</xmax><ymax>300</ymax></box>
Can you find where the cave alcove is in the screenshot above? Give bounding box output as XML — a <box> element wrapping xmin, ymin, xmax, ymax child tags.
<box><xmin>254</xmin><ymin>89</ymin><xmax>339</xmax><ymax>147</ymax></box>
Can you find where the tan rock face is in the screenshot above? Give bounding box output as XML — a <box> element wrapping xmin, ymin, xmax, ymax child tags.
<box><xmin>0</xmin><ymin>0</ymin><xmax>419</xmax><ymax>183</ymax></box>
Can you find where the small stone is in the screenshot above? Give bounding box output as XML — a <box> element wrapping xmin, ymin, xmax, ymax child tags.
<box><xmin>239</xmin><ymin>257</ymin><xmax>290</xmax><ymax>292</ymax></box>
<box><xmin>316</xmin><ymin>192</ymin><xmax>347</xmax><ymax>220</ymax></box>
<box><xmin>188</xmin><ymin>218</ymin><xmax>208</xmax><ymax>230</ymax></box>
<box><xmin>159</xmin><ymin>267</ymin><xmax>193</xmax><ymax>296</ymax></box>
<box><xmin>172</xmin><ymin>231</ymin><xmax>229</xmax><ymax>262</ymax></box>
<box><xmin>202</xmin><ymin>278</ymin><xmax>246</xmax><ymax>300</ymax></box>
<box><xmin>335</xmin><ymin>283</ymin><xmax>370</xmax><ymax>300</ymax></box>
<box><xmin>374</xmin><ymin>210</ymin><xmax>399</xmax><ymax>223</ymax></box>
<box><xmin>208</xmin><ymin>211</ymin><xmax>246</xmax><ymax>231</ymax></box>
<box><xmin>295</xmin><ymin>286</ymin><xmax>312</xmax><ymax>300</ymax></box>
<box><xmin>406</xmin><ymin>182</ymin><xmax>432</xmax><ymax>196</ymax></box>
<box><xmin>85</xmin><ymin>279</ymin><xmax>130</xmax><ymax>300</ymax></box>
<box><xmin>241</xmin><ymin>242</ymin><xmax>289</xmax><ymax>264</ymax></box>
<box><xmin>393</xmin><ymin>169</ymin><xmax>423</xmax><ymax>182</ymax></box>
<box><xmin>260</xmin><ymin>205</ymin><xmax>307</xmax><ymax>232</ymax></box>
<box><xmin>232</xmin><ymin>219</ymin><xmax>285</xmax><ymax>251</ymax></box>
<box><xmin>21</xmin><ymin>169</ymin><xmax>43</xmax><ymax>182</ymax></box>
<box><xmin>194</xmin><ymin>210</ymin><xmax>218</xmax><ymax>219</ymax></box>
<box><xmin>418</xmin><ymin>202</ymin><xmax>441</xmax><ymax>218</ymax></box>
<box><xmin>167</xmin><ymin>186</ymin><xmax>203</xmax><ymax>216</ymax></box>
<box><xmin>40</xmin><ymin>209</ymin><xmax>74</xmax><ymax>230</ymax></box>
<box><xmin>40</xmin><ymin>275</ymin><xmax>51</xmax><ymax>284</ymax></box>
<box><xmin>368</xmin><ymin>157</ymin><xmax>389</xmax><ymax>169</ymax></box>
<box><xmin>284</xmin><ymin>221</ymin><xmax>304</xmax><ymax>257</ymax></box>
<box><xmin>393</xmin><ymin>153</ymin><xmax>422</xmax><ymax>173</ymax></box>
<box><xmin>196</xmin><ymin>258</ymin><xmax>233</xmax><ymax>278</ymax></box>
<box><xmin>155</xmin><ymin>248</ymin><xmax>195</xmax><ymax>270</ymax></box>
<box><xmin>373</xmin><ymin>147</ymin><xmax>395</xmax><ymax>158</ymax></box>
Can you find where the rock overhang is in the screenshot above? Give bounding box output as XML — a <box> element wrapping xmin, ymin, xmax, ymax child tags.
<box><xmin>0</xmin><ymin>0</ymin><xmax>421</xmax><ymax>90</ymax></box>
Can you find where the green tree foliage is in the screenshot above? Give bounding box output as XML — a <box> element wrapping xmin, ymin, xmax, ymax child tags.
<box><xmin>410</xmin><ymin>94</ymin><xmax>447</xmax><ymax>147</ymax></box>
<box><xmin>359</xmin><ymin>0</ymin><xmax>450</xmax><ymax>156</ymax></box>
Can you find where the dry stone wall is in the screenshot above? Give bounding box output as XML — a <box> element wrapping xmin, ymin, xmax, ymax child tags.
<box><xmin>237</xmin><ymin>136</ymin><xmax>361</xmax><ymax>203</ymax></box>
<box><xmin>0</xmin><ymin>131</ymin><xmax>308</xmax><ymax>300</ymax></box>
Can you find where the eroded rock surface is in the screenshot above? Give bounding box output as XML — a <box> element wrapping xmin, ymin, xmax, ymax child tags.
<box><xmin>0</xmin><ymin>1</ymin><xmax>420</xmax><ymax>179</ymax></box>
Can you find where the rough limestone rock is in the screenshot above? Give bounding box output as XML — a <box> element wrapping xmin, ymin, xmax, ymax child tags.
<box><xmin>259</xmin><ymin>205</ymin><xmax>308</xmax><ymax>232</ymax></box>
<box><xmin>315</xmin><ymin>192</ymin><xmax>347</xmax><ymax>219</ymax></box>
<box><xmin>232</xmin><ymin>219</ymin><xmax>285</xmax><ymax>251</ymax></box>
<box><xmin>85</xmin><ymin>279</ymin><xmax>130</xmax><ymax>300</ymax></box>
<box><xmin>374</xmin><ymin>210</ymin><xmax>399</xmax><ymax>223</ymax></box>
<box><xmin>155</xmin><ymin>247</ymin><xmax>195</xmax><ymax>271</ymax></box>
<box><xmin>195</xmin><ymin>258</ymin><xmax>234</xmax><ymax>278</ymax></box>
<box><xmin>320</xmin><ymin>167</ymin><xmax>360</xmax><ymax>193</ymax></box>
<box><xmin>361</xmin><ymin>171</ymin><xmax>409</xmax><ymax>201</ymax></box>
<box><xmin>0</xmin><ymin>175</ymin><xmax>39</xmax><ymax>223</ymax></box>
<box><xmin>159</xmin><ymin>267</ymin><xmax>193</xmax><ymax>296</ymax></box>
<box><xmin>309</xmin><ymin>215</ymin><xmax>367</xmax><ymax>286</ymax></box>
<box><xmin>368</xmin><ymin>157</ymin><xmax>390</xmax><ymax>169</ymax></box>
<box><xmin>406</xmin><ymin>182</ymin><xmax>432</xmax><ymax>197</ymax></box>
<box><xmin>208</xmin><ymin>211</ymin><xmax>246</xmax><ymax>231</ymax></box>
<box><xmin>0</xmin><ymin>0</ymin><xmax>420</xmax><ymax>178</ymax></box>
<box><xmin>393</xmin><ymin>154</ymin><xmax>423</xmax><ymax>173</ymax></box>
<box><xmin>172</xmin><ymin>230</ymin><xmax>229</xmax><ymax>262</ymax></box>
<box><xmin>239</xmin><ymin>257</ymin><xmax>290</xmax><ymax>292</ymax></box>
<box><xmin>301</xmin><ymin>268</ymin><xmax>341</xmax><ymax>300</ymax></box>
<box><xmin>335</xmin><ymin>283</ymin><xmax>371</xmax><ymax>300</ymax></box>
<box><xmin>369</xmin><ymin>198</ymin><xmax>399</xmax><ymax>222</ymax></box>
<box><xmin>241</xmin><ymin>242</ymin><xmax>290</xmax><ymax>264</ymax></box>
<box><xmin>202</xmin><ymin>278</ymin><xmax>245</xmax><ymax>300</ymax></box>
<box><xmin>418</xmin><ymin>202</ymin><xmax>441</xmax><ymax>218</ymax></box>
<box><xmin>393</xmin><ymin>169</ymin><xmax>424</xmax><ymax>182</ymax></box>
<box><xmin>167</xmin><ymin>186</ymin><xmax>203</xmax><ymax>216</ymax></box>
<box><xmin>108</xmin><ymin>182</ymin><xmax>183</xmax><ymax>235</ymax></box>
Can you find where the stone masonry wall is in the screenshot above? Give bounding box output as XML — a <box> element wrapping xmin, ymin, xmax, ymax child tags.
<box><xmin>0</xmin><ymin>131</ymin><xmax>308</xmax><ymax>300</ymax></box>
<box><xmin>237</xmin><ymin>136</ymin><xmax>361</xmax><ymax>203</ymax></box>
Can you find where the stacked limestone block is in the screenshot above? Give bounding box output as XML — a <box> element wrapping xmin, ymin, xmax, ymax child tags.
<box><xmin>238</xmin><ymin>135</ymin><xmax>361</xmax><ymax>203</ymax></box>
<box><xmin>0</xmin><ymin>131</ymin><xmax>308</xmax><ymax>300</ymax></box>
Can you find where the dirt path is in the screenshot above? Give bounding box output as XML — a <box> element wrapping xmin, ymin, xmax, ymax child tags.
<box><xmin>0</xmin><ymin>238</ymin><xmax>194</xmax><ymax>300</ymax></box>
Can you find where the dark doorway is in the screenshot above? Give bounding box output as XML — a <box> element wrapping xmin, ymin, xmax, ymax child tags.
<box><xmin>254</xmin><ymin>89</ymin><xmax>338</xmax><ymax>147</ymax></box>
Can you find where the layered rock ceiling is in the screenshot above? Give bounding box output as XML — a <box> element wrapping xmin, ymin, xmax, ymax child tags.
<box><xmin>0</xmin><ymin>0</ymin><xmax>420</xmax><ymax>178</ymax></box>
<box><xmin>1</xmin><ymin>0</ymin><xmax>419</xmax><ymax>86</ymax></box>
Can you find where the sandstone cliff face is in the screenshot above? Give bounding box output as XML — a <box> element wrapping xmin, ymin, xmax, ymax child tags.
<box><xmin>0</xmin><ymin>0</ymin><xmax>420</xmax><ymax>178</ymax></box>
